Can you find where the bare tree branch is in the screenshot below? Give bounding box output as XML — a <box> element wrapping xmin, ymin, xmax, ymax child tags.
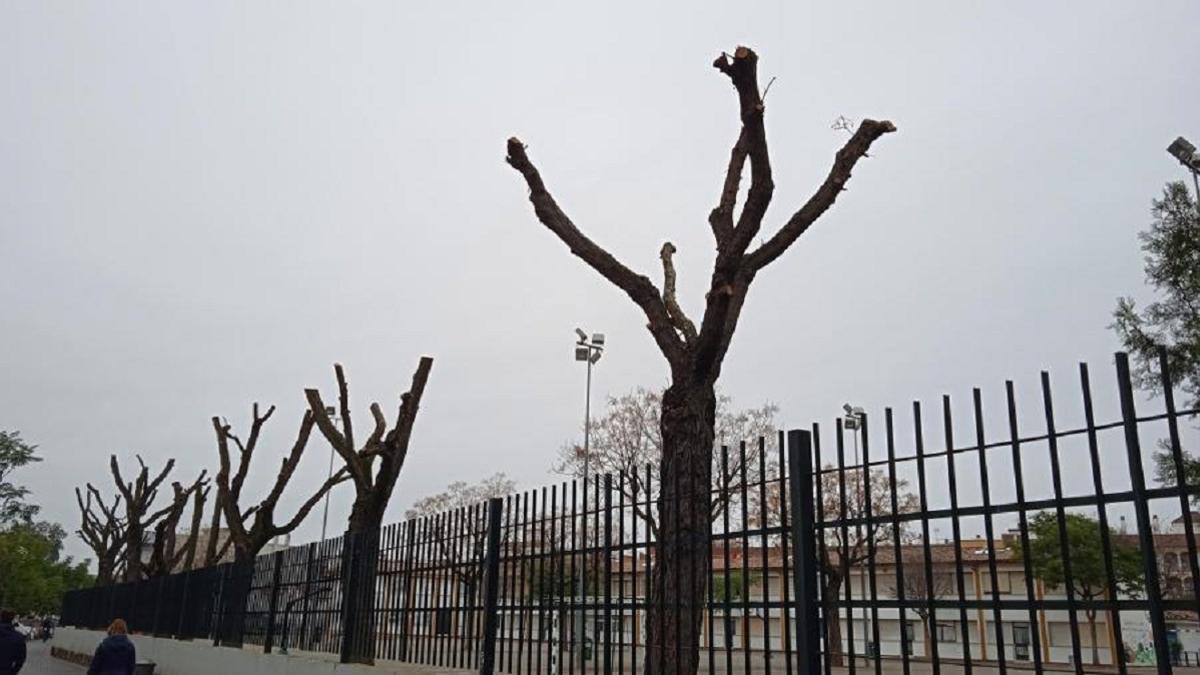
<box><xmin>659</xmin><ymin>243</ymin><xmax>698</xmax><ymax>343</ymax></box>
<box><xmin>504</xmin><ymin>139</ymin><xmax>686</xmax><ymax>369</ymax></box>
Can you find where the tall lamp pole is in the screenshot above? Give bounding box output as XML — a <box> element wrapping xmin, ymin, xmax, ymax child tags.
<box><xmin>1167</xmin><ymin>136</ymin><xmax>1200</xmax><ymax>216</ymax></box>
<box><xmin>320</xmin><ymin>406</ymin><xmax>340</xmax><ymax>542</ymax></box>
<box><xmin>843</xmin><ymin>403</ymin><xmax>868</xmax><ymax>659</ymax></box>
<box><xmin>574</xmin><ymin>328</ymin><xmax>604</xmax><ymax>672</ymax></box>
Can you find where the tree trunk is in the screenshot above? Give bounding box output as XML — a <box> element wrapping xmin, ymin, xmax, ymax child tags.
<box><xmin>922</xmin><ymin>616</ymin><xmax>931</xmax><ymax>660</ymax></box>
<box><xmin>123</xmin><ymin>523</ymin><xmax>143</xmax><ymax>582</ymax></box>
<box><xmin>344</xmin><ymin>509</ymin><xmax>382</xmax><ymax>665</ymax></box>
<box><xmin>95</xmin><ymin>558</ymin><xmax>115</xmax><ymax>587</ymax></box>
<box><xmin>645</xmin><ymin>383</ymin><xmax>715</xmax><ymax>675</ymax></box>
<box><xmin>823</xmin><ymin>574</ymin><xmax>846</xmax><ymax>667</ymax></box>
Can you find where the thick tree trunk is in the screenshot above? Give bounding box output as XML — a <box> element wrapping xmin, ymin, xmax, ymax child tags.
<box><xmin>646</xmin><ymin>383</ymin><xmax>715</xmax><ymax>675</ymax></box>
<box><xmin>344</xmin><ymin>503</ymin><xmax>383</xmax><ymax>664</ymax></box>
<box><xmin>123</xmin><ymin>524</ymin><xmax>143</xmax><ymax>582</ymax></box>
<box><xmin>823</xmin><ymin>574</ymin><xmax>846</xmax><ymax>667</ymax></box>
<box><xmin>95</xmin><ymin>559</ymin><xmax>115</xmax><ymax>587</ymax></box>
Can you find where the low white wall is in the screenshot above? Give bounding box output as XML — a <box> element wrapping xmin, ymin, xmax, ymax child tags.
<box><xmin>55</xmin><ymin>627</ymin><xmax>466</xmax><ymax>675</ymax></box>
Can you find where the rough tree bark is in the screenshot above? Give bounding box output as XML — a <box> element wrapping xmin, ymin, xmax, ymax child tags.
<box><xmin>75</xmin><ymin>485</ymin><xmax>125</xmax><ymax>586</ymax></box>
<box><xmin>212</xmin><ymin>403</ymin><xmax>349</xmax><ymax>563</ymax></box>
<box><xmin>146</xmin><ymin>472</ymin><xmax>208</xmax><ymax>577</ymax></box>
<box><xmin>506</xmin><ymin>46</ymin><xmax>894</xmax><ymax>675</ymax></box>
<box><xmin>304</xmin><ymin>358</ymin><xmax>433</xmax><ymax>665</ymax></box>
<box><xmin>110</xmin><ymin>455</ymin><xmax>178</xmax><ymax>582</ymax></box>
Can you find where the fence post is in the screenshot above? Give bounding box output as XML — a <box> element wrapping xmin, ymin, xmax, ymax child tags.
<box><xmin>787</xmin><ymin>429</ymin><xmax>821</xmax><ymax>675</ymax></box>
<box><xmin>479</xmin><ymin>498</ymin><xmax>504</xmax><ymax>675</ymax></box>
<box><xmin>264</xmin><ymin>550</ymin><xmax>285</xmax><ymax>653</ymax></box>
<box><xmin>1116</xmin><ymin>353</ymin><xmax>1173</xmax><ymax>675</ymax></box>
<box><xmin>177</xmin><ymin>570</ymin><xmax>192</xmax><ymax>638</ymax></box>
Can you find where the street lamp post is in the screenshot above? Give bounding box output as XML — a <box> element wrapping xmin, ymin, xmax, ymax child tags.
<box><xmin>843</xmin><ymin>404</ymin><xmax>868</xmax><ymax>660</ymax></box>
<box><xmin>1167</xmin><ymin>136</ymin><xmax>1200</xmax><ymax>216</ymax></box>
<box><xmin>320</xmin><ymin>406</ymin><xmax>340</xmax><ymax>542</ymax></box>
<box><xmin>573</xmin><ymin>328</ymin><xmax>604</xmax><ymax>673</ymax></box>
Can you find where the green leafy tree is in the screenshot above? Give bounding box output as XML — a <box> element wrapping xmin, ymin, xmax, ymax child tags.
<box><xmin>0</xmin><ymin>430</ymin><xmax>42</xmax><ymax>526</ymax></box>
<box><xmin>1013</xmin><ymin>512</ymin><xmax>1143</xmax><ymax>665</ymax></box>
<box><xmin>1113</xmin><ymin>181</ymin><xmax>1200</xmax><ymax>497</ymax></box>
<box><xmin>0</xmin><ymin>526</ymin><xmax>92</xmax><ymax>613</ymax></box>
<box><xmin>1113</xmin><ymin>181</ymin><xmax>1200</xmax><ymax>411</ymax></box>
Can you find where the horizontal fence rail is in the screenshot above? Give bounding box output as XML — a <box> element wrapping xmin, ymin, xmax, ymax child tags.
<box><xmin>61</xmin><ymin>351</ymin><xmax>1199</xmax><ymax>674</ymax></box>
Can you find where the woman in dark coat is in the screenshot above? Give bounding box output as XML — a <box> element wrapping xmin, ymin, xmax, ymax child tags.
<box><xmin>87</xmin><ymin>619</ymin><xmax>135</xmax><ymax>675</ymax></box>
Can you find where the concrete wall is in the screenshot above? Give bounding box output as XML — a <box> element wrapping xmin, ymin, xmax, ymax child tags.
<box><xmin>54</xmin><ymin>627</ymin><xmax>464</xmax><ymax>675</ymax></box>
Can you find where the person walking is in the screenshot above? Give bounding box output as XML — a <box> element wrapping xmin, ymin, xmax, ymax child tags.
<box><xmin>0</xmin><ymin>610</ymin><xmax>27</xmax><ymax>675</ymax></box>
<box><xmin>39</xmin><ymin>617</ymin><xmax>52</xmax><ymax>643</ymax></box>
<box><xmin>87</xmin><ymin>619</ymin><xmax>135</xmax><ymax>675</ymax></box>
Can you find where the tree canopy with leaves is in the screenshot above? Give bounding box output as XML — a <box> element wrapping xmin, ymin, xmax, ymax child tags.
<box><xmin>1013</xmin><ymin>511</ymin><xmax>1143</xmax><ymax>665</ymax></box>
<box><xmin>507</xmin><ymin>46</ymin><xmax>894</xmax><ymax>673</ymax></box>
<box><xmin>1113</xmin><ymin>181</ymin><xmax>1200</xmax><ymax>412</ymax></box>
<box><xmin>0</xmin><ymin>430</ymin><xmax>42</xmax><ymax>526</ymax></box>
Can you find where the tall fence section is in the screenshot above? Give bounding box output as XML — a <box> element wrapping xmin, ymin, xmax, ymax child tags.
<box><xmin>62</xmin><ymin>351</ymin><xmax>1200</xmax><ymax>674</ymax></box>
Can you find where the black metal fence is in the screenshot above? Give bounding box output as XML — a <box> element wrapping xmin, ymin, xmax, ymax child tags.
<box><xmin>61</xmin><ymin>351</ymin><xmax>1199</xmax><ymax>674</ymax></box>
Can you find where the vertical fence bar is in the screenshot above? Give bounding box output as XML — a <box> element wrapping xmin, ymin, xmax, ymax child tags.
<box><xmin>941</xmin><ymin>396</ymin><xmax>973</xmax><ymax>675</ymax></box>
<box><xmin>884</xmin><ymin>409</ymin><xmax>911</xmax><ymax>675</ymax></box>
<box><xmin>913</xmin><ymin>402</ymin><xmax>940</xmax><ymax>675</ymax></box>
<box><xmin>603</xmin><ymin>473</ymin><xmax>613</xmax><ymax>675</ymax></box>
<box><xmin>480</xmin><ymin>497</ymin><xmax>504</xmax><ymax>675</ymax></box>
<box><xmin>263</xmin><ymin>550</ymin><xmax>284</xmax><ymax>653</ymax></box>
<box><xmin>860</xmin><ymin>414</ymin><xmax>881</xmax><ymax>675</ymax></box>
<box><xmin>1006</xmin><ymin>381</ymin><xmax>1043</xmax><ymax>673</ymax></box>
<box><xmin>721</xmin><ymin>445</ymin><xmax>733</xmax><ymax>675</ymax></box>
<box><xmin>739</xmin><ymin>441</ymin><xmax>752</xmax><ymax>675</ymax></box>
<box><xmin>836</xmin><ymin>420</ymin><xmax>855</xmax><ymax>675</ymax></box>
<box><xmin>1041</xmin><ymin>372</ymin><xmax>1085</xmax><ymax>673</ymax></box>
<box><xmin>756</xmin><ymin>437</ymin><xmax>772</xmax><ymax>675</ymax></box>
<box><xmin>1116</xmin><ymin>352</ymin><xmax>1173</xmax><ymax>675</ymax></box>
<box><xmin>1080</xmin><ymin>364</ymin><xmax>1127</xmax><ymax>674</ymax></box>
<box><xmin>776</xmin><ymin>431</ymin><xmax>794</xmax><ymax>675</ymax></box>
<box><xmin>972</xmin><ymin>389</ymin><xmax>1007</xmax><ymax>674</ymax></box>
<box><xmin>788</xmin><ymin>429</ymin><xmax>821</xmax><ymax>675</ymax></box>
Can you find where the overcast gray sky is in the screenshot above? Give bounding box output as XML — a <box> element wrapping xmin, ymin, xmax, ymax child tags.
<box><xmin>4</xmin><ymin>2</ymin><xmax>1199</xmax><ymax>564</ymax></box>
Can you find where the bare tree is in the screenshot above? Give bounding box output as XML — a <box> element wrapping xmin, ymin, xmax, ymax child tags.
<box><xmin>554</xmin><ymin>388</ymin><xmax>776</xmax><ymax>534</ymax></box>
<box><xmin>305</xmin><ymin>358</ymin><xmax>434</xmax><ymax>534</ymax></box>
<box><xmin>74</xmin><ymin>485</ymin><xmax>124</xmax><ymax>585</ymax></box>
<box><xmin>405</xmin><ymin>473</ymin><xmax>516</xmax><ymax>651</ymax></box>
<box><xmin>506</xmin><ymin>46</ymin><xmax>894</xmax><ymax>673</ymax></box>
<box><xmin>145</xmin><ymin>472</ymin><xmax>208</xmax><ymax>577</ymax></box>
<box><xmin>818</xmin><ymin>465</ymin><xmax>917</xmax><ymax>666</ymax></box>
<box><xmin>212</xmin><ymin>403</ymin><xmax>349</xmax><ymax>563</ymax></box>
<box><xmin>901</xmin><ymin>558</ymin><xmax>957</xmax><ymax>659</ymax></box>
<box><xmin>110</xmin><ymin>455</ymin><xmax>178</xmax><ymax>582</ymax></box>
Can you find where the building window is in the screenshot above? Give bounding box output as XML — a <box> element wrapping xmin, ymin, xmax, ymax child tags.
<box><xmin>936</xmin><ymin>623</ymin><xmax>957</xmax><ymax>643</ymax></box>
<box><xmin>901</xmin><ymin>621</ymin><xmax>917</xmax><ymax>655</ymax></box>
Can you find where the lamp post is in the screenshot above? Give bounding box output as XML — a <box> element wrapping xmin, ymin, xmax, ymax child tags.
<box><xmin>574</xmin><ymin>328</ymin><xmax>604</xmax><ymax>672</ymax></box>
<box><xmin>843</xmin><ymin>403</ymin><xmax>868</xmax><ymax>659</ymax></box>
<box><xmin>320</xmin><ymin>406</ymin><xmax>339</xmax><ymax>542</ymax></box>
<box><xmin>1167</xmin><ymin>136</ymin><xmax>1200</xmax><ymax>216</ymax></box>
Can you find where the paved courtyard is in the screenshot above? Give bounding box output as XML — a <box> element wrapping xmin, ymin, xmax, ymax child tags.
<box><xmin>19</xmin><ymin>639</ymin><xmax>84</xmax><ymax>674</ymax></box>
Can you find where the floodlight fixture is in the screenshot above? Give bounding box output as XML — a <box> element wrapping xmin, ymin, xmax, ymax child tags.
<box><xmin>1168</xmin><ymin>136</ymin><xmax>1199</xmax><ymax>169</ymax></box>
<box><xmin>575</xmin><ymin>346</ymin><xmax>590</xmax><ymax>361</ymax></box>
<box><xmin>575</xmin><ymin>328</ymin><xmax>588</xmax><ymax>342</ymax></box>
<box><xmin>592</xmin><ymin>333</ymin><xmax>605</xmax><ymax>347</ymax></box>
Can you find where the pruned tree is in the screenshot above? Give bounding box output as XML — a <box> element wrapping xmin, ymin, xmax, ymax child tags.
<box><xmin>212</xmin><ymin>403</ymin><xmax>348</xmax><ymax>563</ymax></box>
<box><xmin>110</xmin><ymin>455</ymin><xmax>178</xmax><ymax>582</ymax></box>
<box><xmin>145</xmin><ymin>472</ymin><xmax>209</xmax><ymax>577</ymax></box>
<box><xmin>506</xmin><ymin>46</ymin><xmax>894</xmax><ymax>673</ymax></box>
<box><xmin>304</xmin><ymin>358</ymin><xmax>433</xmax><ymax>665</ymax></box>
<box><xmin>305</xmin><ymin>357</ymin><xmax>434</xmax><ymax>534</ymax></box>
<box><xmin>553</xmin><ymin>387</ymin><xmax>777</xmax><ymax>535</ymax></box>
<box><xmin>74</xmin><ymin>485</ymin><xmax>125</xmax><ymax>585</ymax></box>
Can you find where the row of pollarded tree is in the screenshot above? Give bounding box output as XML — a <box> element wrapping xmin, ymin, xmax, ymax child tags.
<box><xmin>81</xmin><ymin>44</ymin><xmax>896</xmax><ymax>675</ymax></box>
<box><xmin>74</xmin><ymin>358</ymin><xmax>433</xmax><ymax>586</ymax></box>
